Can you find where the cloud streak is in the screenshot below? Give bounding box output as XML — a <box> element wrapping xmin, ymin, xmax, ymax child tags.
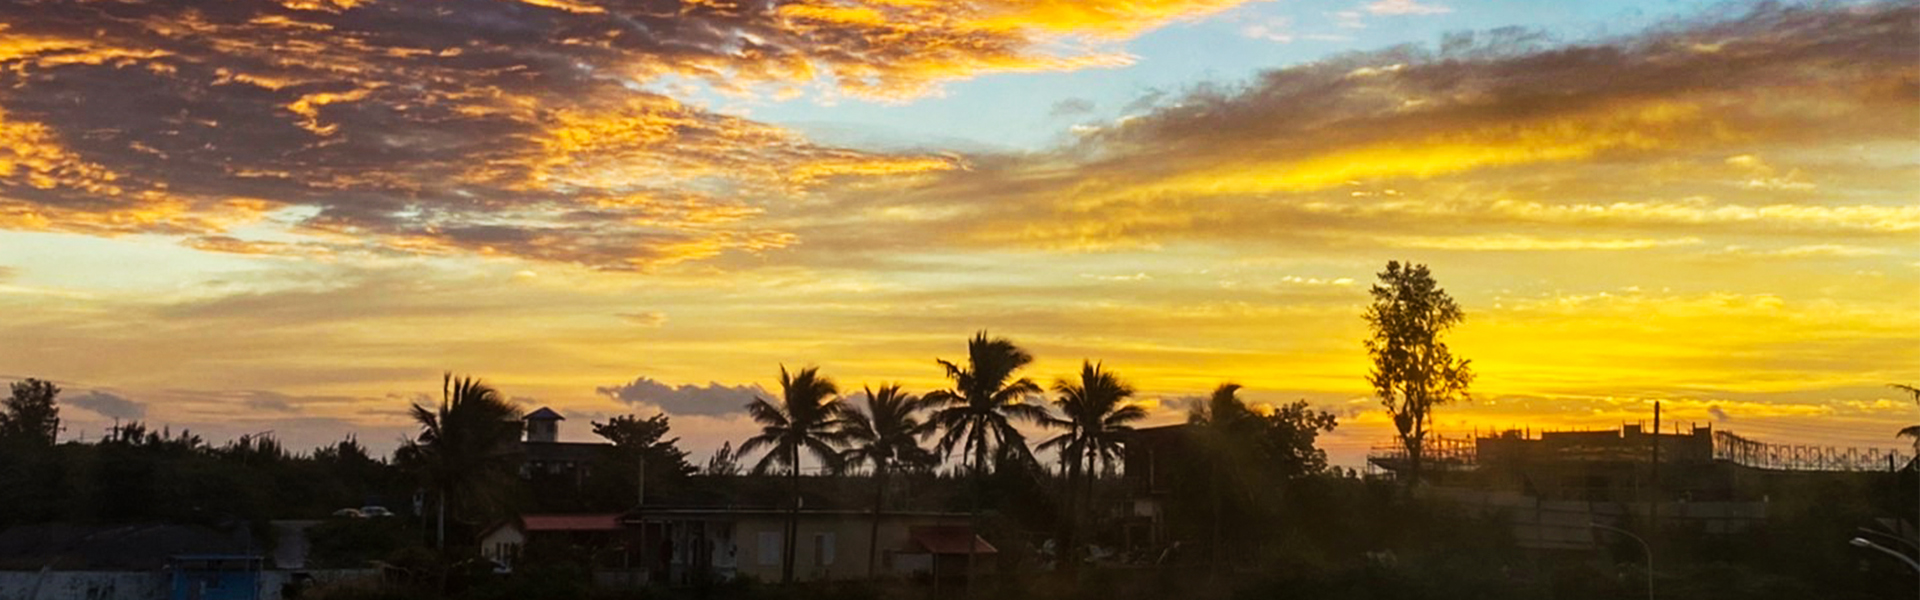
<box><xmin>815</xmin><ymin>3</ymin><xmax>1917</xmax><ymax>254</ymax></box>
<box><xmin>597</xmin><ymin>376</ymin><xmax>769</xmax><ymax>417</ymax></box>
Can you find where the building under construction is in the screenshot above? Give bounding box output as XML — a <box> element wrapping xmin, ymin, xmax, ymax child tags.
<box><xmin>1363</xmin><ymin>420</ymin><xmax>1912</xmax><ymax>550</ymax></box>
<box><xmin>1368</xmin><ymin>423</ymin><xmax>1910</xmax><ymax>502</ymax></box>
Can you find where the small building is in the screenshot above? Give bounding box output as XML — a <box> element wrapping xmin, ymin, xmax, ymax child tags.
<box><xmin>479</xmin><ymin>513</ymin><xmax>627</xmax><ymax>569</ymax></box>
<box><xmin>626</xmin><ymin>508</ymin><xmax>989</xmax><ymax>584</ymax></box>
<box><xmin>1119</xmin><ymin>424</ymin><xmax>1198</xmax><ymax>549</ymax></box>
<box><xmin>167</xmin><ymin>555</ymin><xmax>263</xmax><ymax>600</ymax></box>
<box><xmin>519</xmin><ymin>407</ymin><xmax>610</xmax><ymax>484</ymax></box>
<box><xmin>524</xmin><ymin>407</ymin><xmax>565</xmax><ymax>443</ymax></box>
<box><xmin>899</xmin><ymin>525</ymin><xmax>998</xmax><ymax>580</ymax></box>
<box><xmin>483</xmin><ymin>508</ymin><xmax>987</xmax><ymax>585</ymax></box>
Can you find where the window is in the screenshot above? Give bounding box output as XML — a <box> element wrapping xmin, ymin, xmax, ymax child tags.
<box><xmin>814</xmin><ymin>532</ymin><xmax>836</xmax><ymax>566</ymax></box>
<box><xmin>757</xmin><ymin>531</ymin><xmax>781</xmax><ymax>566</ymax></box>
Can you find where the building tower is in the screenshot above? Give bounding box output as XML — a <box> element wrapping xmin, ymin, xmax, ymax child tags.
<box><xmin>524</xmin><ymin>407</ymin><xmax>563</xmax><ymax>443</ymax></box>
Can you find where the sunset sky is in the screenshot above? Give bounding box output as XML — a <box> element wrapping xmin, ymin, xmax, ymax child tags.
<box><xmin>1</xmin><ymin>0</ymin><xmax>1914</xmax><ymax>467</ymax></box>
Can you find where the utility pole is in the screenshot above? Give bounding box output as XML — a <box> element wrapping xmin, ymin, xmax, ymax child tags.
<box><xmin>1650</xmin><ymin>402</ymin><xmax>1661</xmax><ymax>542</ymax></box>
<box><xmin>636</xmin><ymin>450</ymin><xmax>648</xmax><ymax>584</ymax></box>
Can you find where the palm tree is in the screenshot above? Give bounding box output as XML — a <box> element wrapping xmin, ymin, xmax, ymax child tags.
<box><xmin>925</xmin><ymin>331</ymin><xmax>1048</xmax><ymax>591</ymax></box>
<box><xmin>926</xmin><ymin>331</ymin><xmax>1049</xmax><ymax>477</ymax></box>
<box><xmin>398</xmin><ymin>373</ymin><xmax>525</xmax><ymax>550</ymax></box>
<box><xmin>1039</xmin><ymin>360</ymin><xmax>1144</xmax><ymax>569</ymax></box>
<box><xmin>839</xmin><ymin>384</ymin><xmax>937</xmax><ymax>577</ymax></box>
<box><xmin>740</xmin><ymin>365</ymin><xmax>848</xmax><ymax>584</ymax></box>
<box><xmin>1894</xmin><ymin>384</ymin><xmax>1920</xmax><ymax>456</ymax></box>
<box><xmin>1188</xmin><ymin>383</ymin><xmax>1257</xmax><ymax>577</ymax></box>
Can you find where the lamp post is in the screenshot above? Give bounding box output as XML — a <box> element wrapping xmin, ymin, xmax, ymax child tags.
<box><xmin>1851</xmin><ymin>537</ymin><xmax>1920</xmax><ymax>600</ymax></box>
<box><xmin>1591</xmin><ymin>522</ymin><xmax>1653</xmax><ymax>600</ymax></box>
<box><xmin>1858</xmin><ymin>527</ymin><xmax>1920</xmax><ymax>554</ymax></box>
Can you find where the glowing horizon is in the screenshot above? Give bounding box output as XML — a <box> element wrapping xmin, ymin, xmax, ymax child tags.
<box><xmin>1</xmin><ymin>0</ymin><xmax>1914</xmax><ymax>468</ymax></box>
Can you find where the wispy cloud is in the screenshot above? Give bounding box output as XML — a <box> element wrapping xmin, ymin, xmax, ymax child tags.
<box><xmin>1365</xmin><ymin>0</ymin><xmax>1451</xmax><ymax>16</ymax></box>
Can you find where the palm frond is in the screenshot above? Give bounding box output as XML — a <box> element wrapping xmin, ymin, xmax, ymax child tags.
<box><xmin>1893</xmin><ymin>384</ymin><xmax>1920</xmax><ymax>404</ymax></box>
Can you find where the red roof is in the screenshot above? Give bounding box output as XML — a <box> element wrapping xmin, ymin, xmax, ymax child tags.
<box><xmin>907</xmin><ymin>526</ymin><xmax>997</xmax><ymax>555</ymax></box>
<box><xmin>521</xmin><ymin>514</ymin><xmax>622</xmax><ymax>532</ymax></box>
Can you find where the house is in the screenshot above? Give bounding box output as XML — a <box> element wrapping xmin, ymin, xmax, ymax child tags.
<box><xmin>484</xmin><ymin>508</ymin><xmax>988</xmax><ymax>585</ymax></box>
<box><xmin>520</xmin><ymin>408</ymin><xmax>607</xmax><ymax>483</ymax></box>
<box><xmin>624</xmin><ymin>508</ymin><xmax>990</xmax><ymax>584</ymax></box>
<box><xmin>1119</xmin><ymin>424</ymin><xmax>1198</xmax><ymax>549</ymax></box>
<box><xmin>168</xmin><ymin>555</ymin><xmax>264</xmax><ymax>600</ymax></box>
<box><xmin>479</xmin><ymin>513</ymin><xmax>627</xmax><ymax>569</ymax></box>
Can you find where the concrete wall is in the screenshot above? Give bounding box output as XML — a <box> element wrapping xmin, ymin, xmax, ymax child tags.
<box><xmin>0</xmin><ymin>569</ymin><xmax>378</xmax><ymax>600</ymax></box>
<box><xmin>729</xmin><ymin>514</ymin><xmax>966</xmax><ymax>582</ymax></box>
<box><xmin>0</xmin><ymin>570</ymin><xmax>161</xmax><ymax>600</ymax></box>
<box><xmin>1428</xmin><ymin>488</ymin><xmax>1768</xmax><ymax>551</ymax></box>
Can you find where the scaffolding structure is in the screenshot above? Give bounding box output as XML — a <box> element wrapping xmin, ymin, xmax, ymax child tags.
<box><xmin>1366</xmin><ymin>434</ymin><xmax>1479</xmax><ymax>470</ymax></box>
<box><xmin>1710</xmin><ymin>430</ymin><xmax>1911</xmax><ymax>472</ymax></box>
<box><xmin>1366</xmin><ymin>428</ymin><xmax>1913</xmax><ymax>474</ymax></box>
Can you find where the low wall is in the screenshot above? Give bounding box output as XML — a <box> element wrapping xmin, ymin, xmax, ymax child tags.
<box><xmin>0</xmin><ymin>569</ymin><xmax>378</xmax><ymax>600</ymax></box>
<box><xmin>1427</xmin><ymin>488</ymin><xmax>1768</xmax><ymax>551</ymax></box>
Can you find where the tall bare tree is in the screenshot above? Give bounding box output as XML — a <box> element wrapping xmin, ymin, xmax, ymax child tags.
<box><xmin>1364</xmin><ymin>261</ymin><xmax>1473</xmax><ymax>487</ymax></box>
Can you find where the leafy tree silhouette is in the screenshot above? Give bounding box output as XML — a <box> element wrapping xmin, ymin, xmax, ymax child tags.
<box><xmin>1</xmin><ymin>378</ymin><xmax>61</xmax><ymax>446</ymax></box>
<box><xmin>1365</xmin><ymin>261</ymin><xmax>1473</xmax><ymax>487</ymax></box>
<box><xmin>591</xmin><ymin>412</ymin><xmax>695</xmax><ymax>507</ymax></box>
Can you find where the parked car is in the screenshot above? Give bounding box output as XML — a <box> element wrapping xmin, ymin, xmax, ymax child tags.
<box><xmin>331</xmin><ymin>508</ymin><xmax>363</xmax><ymax>518</ymax></box>
<box><xmin>360</xmin><ymin>505</ymin><xmax>394</xmax><ymax>518</ymax></box>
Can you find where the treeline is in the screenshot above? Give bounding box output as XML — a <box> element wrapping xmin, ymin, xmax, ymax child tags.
<box><xmin>0</xmin><ymin>378</ymin><xmax>405</xmax><ymax>527</ymax></box>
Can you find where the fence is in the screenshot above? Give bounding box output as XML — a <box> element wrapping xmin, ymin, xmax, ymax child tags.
<box><xmin>1366</xmin><ymin>429</ymin><xmax>1914</xmax><ymax>473</ymax></box>
<box><xmin>0</xmin><ymin>569</ymin><xmax>378</xmax><ymax>600</ymax></box>
<box><xmin>1711</xmin><ymin>431</ymin><xmax>1911</xmax><ymax>472</ymax></box>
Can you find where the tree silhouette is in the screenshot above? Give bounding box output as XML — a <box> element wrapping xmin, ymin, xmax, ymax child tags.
<box><xmin>740</xmin><ymin>365</ymin><xmax>847</xmax><ymax>584</ymax></box>
<box><xmin>926</xmin><ymin>331</ymin><xmax>1047</xmax><ymax>591</ymax></box>
<box><xmin>397</xmin><ymin>373</ymin><xmax>524</xmax><ymax>550</ymax></box>
<box><xmin>1040</xmin><ymin>360</ymin><xmax>1144</xmax><ymax>568</ymax></box>
<box><xmin>1188</xmin><ymin>383</ymin><xmax>1257</xmax><ymax>574</ymax></box>
<box><xmin>927</xmin><ymin>331</ymin><xmax>1048</xmax><ymax>477</ymax></box>
<box><xmin>839</xmin><ymin>383</ymin><xmax>936</xmax><ymax>577</ymax></box>
<box><xmin>1364</xmin><ymin>261</ymin><xmax>1473</xmax><ymax>487</ymax></box>
<box><xmin>1</xmin><ymin>378</ymin><xmax>61</xmax><ymax>446</ymax></box>
<box><xmin>1181</xmin><ymin>384</ymin><xmax>1336</xmax><ymax>573</ymax></box>
<box><xmin>704</xmin><ymin>441</ymin><xmax>743</xmax><ymax>476</ymax></box>
<box><xmin>592</xmin><ymin>412</ymin><xmax>695</xmax><ymax>507</ymax></box>
<box><xmin>1894</xmin><ymin>384</ymin><xmax>1920</xmax><ymax>456</ymax></box>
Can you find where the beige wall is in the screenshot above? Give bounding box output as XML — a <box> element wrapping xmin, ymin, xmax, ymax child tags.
<box><xmin>728</xmin><ymin>514</ymin><xmax>965</xmax><ymax>582</ymax></box>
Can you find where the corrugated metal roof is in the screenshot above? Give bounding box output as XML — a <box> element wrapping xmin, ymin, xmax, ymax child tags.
<box><xmin>907</xmin><ymin>526</ymin><xmax>996</xmax><ymax>555</ymax></box>
<box><xmin>522</xmin><ymin>513</ymin><xmax>622</xmax><ymax>532</ymax></box>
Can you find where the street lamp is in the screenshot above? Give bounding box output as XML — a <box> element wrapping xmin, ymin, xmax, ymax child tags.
<box><xmin>1591</xmin><ymin>522</ymin><xmax>1653</xmax><ymax>600</ymax></box>
<box><xmin>1850</xmin><ymin>536</ymin><xmax>1920</xmax><ymax>600</ymax></box>
<box><xmin>1858</xmin><ymin>527</ymin><xmax>1920</xmax><ymax>554</ymax></box>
